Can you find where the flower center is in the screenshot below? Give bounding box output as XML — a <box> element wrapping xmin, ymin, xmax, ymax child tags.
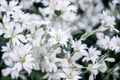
<box><xmin>56</xmin><ymin>37</ymin><xmax>60</xmax><ymax>43</ymax></box>
<box><xmin>20</xmin><ymin>58</ymin><xmax>25</xmax><ymax>63</ymax></box>
<box><xmin>31</xmin><ymin>34</ymin><xmax>35</xmax><ymax>39</ymax></box>
<box><xmin>87</xmin><ymin>66</ymin><xmax>93</xmax><ymax>71</ymax></box>
<box><xmin>6</xmin><ymin>8</ymin><xmax>11</xmax><ymax>12</ymax></box>
<box><xmin>49</xmin><ymin>58</ymin><xmax>53</xmax><ymax>62</ymax></box>
<box><xmin>11</xmin><ymin>32</ymin><xmax>15</xmax><ymax>38</ymax></box>
<box><xmin>68</xmin><ymin>58</ymin><xmax>72</xmax><ymax>64</ymax></box>
<box><xmin>39</xmin><ymin>55</ymin><xmax>44</xmax><ymax>61</ymax></box>
<box><xmin>103</xmin><ymin>22</ymin><xmax>108</xmax><ymax>28</ymax></box>
<box><xmin>3</xmin><ymin>27</ymin><xmax>8</xmax><ymax>30</ymax></box>
<box><xmin>88</xmin><ymin>53</ymin><xmax>93</xmax><ymax>58</ymax></box>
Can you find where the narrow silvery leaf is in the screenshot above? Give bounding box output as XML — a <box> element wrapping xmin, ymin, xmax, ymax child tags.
<box><xmin>105</xmin><ymin>58</ymin><xmax>115</xmax><ymax>62</ymax></box>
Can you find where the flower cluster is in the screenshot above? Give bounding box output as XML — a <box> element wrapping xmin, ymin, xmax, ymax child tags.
<box><xmin>0</xmin><ymin>0</ymin><xmax>120</xmax><ymax>80</ymax></box>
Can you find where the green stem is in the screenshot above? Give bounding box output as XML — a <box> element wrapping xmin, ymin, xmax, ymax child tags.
<box><xmin>80</xmin><ymin>29</ymin><xmax>102</xmax><ymax>41</ymax></box>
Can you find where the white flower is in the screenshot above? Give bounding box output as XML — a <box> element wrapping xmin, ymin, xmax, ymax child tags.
<box><xmin>61</xmin><ymin>5</ymin><xmax>77</xmax><ymax>22</ymax></box>
<box><xmin>2</xmin><ymin>49</ymin><xmax>20</xmax><ymax>79</ymax></box>
<box><xmin>11</xmin><ymin>10</ymin><xmax>31</xmax><ymax>29</ymax></box>
<box><xmin>1</xmin><ymin>42</ymin><xmax>11</xmax><ymax>52</ymax></box>
<box><xmin>48</xmin><ymin>28</ymin><xmax>71</xmax><ymax>47</ymax></box>
<box><xmin>82</xmin><ymin>46</ymin><xmax>101</xmax><ymax>64</ymax></box>
<box><xmin>96</xmin><ymin>33</ymin><xmax>111</xmax><ymax>50</ymax></box>
<box><xmin>3</xmin><ymin>23</ymin><xmax>27</xmax><ymax>45</ymax></box>
<box><xmin>2</xmin><ymin>67</ymin><xmax>19</xmax><ymax>79</ymax></box>
<box><xmin>97</xmin><ymin>33</ymin><xmax>120</xmax><ymax>53</ymax></box>
<box><xmin>41</xmin><ymin>52</ymin><xmax>58</xmax><ymax>73</ymax></box>
<box><xmin>98</xmin><ymin>61</ymin><xmax>107</xmax><ymax>73</ymax></box>
<box><xmin>59</xmin><ymin>52</ymin><xmax>83</xmax><ymax>71</ymax></box>
<box><xmin>70</xmin><ymin>40</ymin><xmax>88</xmax><ymax>61</ymax></box>
<box><xmin>2</xmin><ymin>52</ymin><xmax>13</xmax><ymax>67</ymax></box>
<box><xmin>110</xmin><ymin>36</ymin><xmax>120</xmax><ymax>53</ymax></box>
<box><xmin>0</xmin><ymin>15</ymin><xmax>11</xmax><ymax>35</ymax></box>
<box><xmin>98</xmin><ymin>56</ymin><xmax>115</xmax><ymax>73</ymax></box>
<box><xmin>71</xmin><ymin>40</ymin><xmax>87</xmax><ymax>52</ymax></box>
<box><xmin>100</xmin><ymin>10</ymin><xmax>119</xmax><ymax>32</ymax></box>
<box><xmin>87</xmin><ymin>63</ymin><xmax>99</xmax><ymax>80</ymax></box>
<box><xmin>27</xmin><ymin>28</ymin><xmax>44</xmax><ymax>47</ymax></box>
<box><xmin>43</xmin><ymin>71</ymin><xmax>61</xmax><ymax>80</ymax></box>
<box><xmin>10</xmin><ymin>44</ymin><xmax>35</xmax><ymax>74</ymax></box>
<box><xmin>0</xmin><ymin>0</ymin><xmax>22</xmax><ymax>15</ymax></box>
<box><xmin>56</xmin><ymin>69</ymin><xmax>82</xmax><ymax>80</ymax></box>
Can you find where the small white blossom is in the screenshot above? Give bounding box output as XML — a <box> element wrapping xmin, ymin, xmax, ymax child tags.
<box><xmin>1</xmin><ymin>42</ymin><xmax>11</xmax><ymax>52</ymax></box>
<box><xmin>71</xmin><ymin>40</ymin><xmax>87</xmax><ymax>52</ymax></box>
<box><xmin>60</xmin><ymin>52</ymin><xmax>82</xmax><ymax>68</ymax></box>
<box><xmin>110</xmin><ymin>36</ymin><xmax>120</xmax><ymax>53</ymax></box>
<box><xmin>41</xmin><ymin>53</ymin><xmax>58</xmax><ymax>73</ymax></box>
<box><xmin>12</xmin><ymin>10</ymin><xmax>31</xmax><ymax>29</ymax></box>
<box><xmin>2</xmin><ymin>67</ymin><xmax>19</xmax><ymax>79</ymax></box>
<box><xmin>27</xmin><ymin>28</ymin><xmax>44</xmax><ymax>47</ymax></box>
<box><xmin>71</xmin><ymin>40</ymin><xmax>87</xmax><ymax>60</ymax></box>
<box><xmin>61</xmin><ymin>5</ymin><xmax>77</xmax><ymax>22</ymax></box>
<box><xmin>0</xmin><ymin>15</ymin><xmax>11</xmax><ymax>35</ymax></box>
<box><xmin>98</xmin><ymin>56</ymin><xmax>115</xmax><ymax>73</ymax></box>
<box><xmin>96</xmin><ymin>33</ymin><xmax>111</xmax><ymax>50</ymax></box>
<box><xmin>4</xmin><ymin>23</ymin><xmax>27</xmax><ymax>45</ymax></box>
<box><xmin>48</xmin><ymin>28</ymin><xmax>71</xmax><ymax>47</ymax></box>
<box><xmin>10</xmin><ymin>44</ymin><xmax>35</xmax><ymax>74</ymax></box>
<box><xmin>43</xmin><ymin>71</ymin><xmax>61</xmax><ymax>80</ymax></box>
<box><xmin>0</xmin><ymin>0</ymin><xmax>21</xmax><ymax>15</ymax></box>
<box><xmin>83</xmin><ymin>46</ymin><xmax>101</xmax><ymax>64</ymax></box>
<box><xmin>56</xmin><ymin>69</ymin><xmax>82</xmax><ymax>80</ymax></box>
<box><xmin>87</xmin><ymin>63</ymin><xmax>99</xmax><ymax>80</ymax></box>
<box><xmin>100</xmin><ymin>10</ymin><xmax>119</xmax><ymax>32</ymax></box>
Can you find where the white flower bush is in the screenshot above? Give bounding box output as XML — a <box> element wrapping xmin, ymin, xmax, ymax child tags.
<box><xmin>0</xmin><ymin>0</ymin><xmax>120</xmax><ymax>80</ymax></box>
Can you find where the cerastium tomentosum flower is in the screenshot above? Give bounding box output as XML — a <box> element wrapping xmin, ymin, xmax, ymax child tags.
<box><xmin>0</xmin><ymin>0</ymin><xmax>120</xmax><ymax>80</ymax></box>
